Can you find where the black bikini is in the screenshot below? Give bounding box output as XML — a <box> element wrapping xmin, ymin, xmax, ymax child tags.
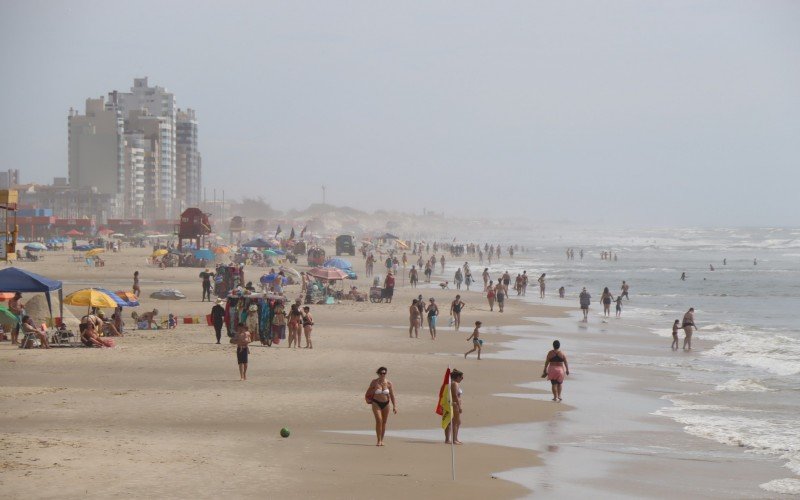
<box><xmin>550</xmin><ymin>352</ymin><xmax>564</xmax><ymax>363</ymax></box>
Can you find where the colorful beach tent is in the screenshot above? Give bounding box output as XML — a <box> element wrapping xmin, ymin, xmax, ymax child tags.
<box><xmin>0</xmin><ymin>267</ymin><xmax>63</xmax><ymax>321</ymax></box>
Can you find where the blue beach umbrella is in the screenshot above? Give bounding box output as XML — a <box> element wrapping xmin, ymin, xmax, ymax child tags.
<box><xmin>24</xmin><ymin>242</ymin><xmax>47</xmax><ymax>251</ymax></box>
<box><xmin>324</xmin><ymin>258</ymin><xmax>353</xmax><ymax>270</ymax></box>
<box><xmin>260</xmin><ymin>273</ymin><xmax>288</xmax><ymax>285</ymax></box>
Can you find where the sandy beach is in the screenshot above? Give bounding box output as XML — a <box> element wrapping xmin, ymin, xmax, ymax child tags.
<box><xmin>1</xmin><ymin>246</ymin><xmax>570</xmax><ymax>499</ymax></box>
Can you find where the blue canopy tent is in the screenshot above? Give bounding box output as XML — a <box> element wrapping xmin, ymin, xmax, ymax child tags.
<box><xmin>0</xmin><ymin>267</ymin><xmax>63</xmax><ymax>323</ymax></box>
<box><xmin>194</xmin><ymin>248</ymin><xmax>214</xmax><ymax>261</ymax></box>
<box><xmin>242</xmin><ymin>238</ymin><xmax>272</xmax><ymax>248</ymax></box>
<box><xmin>324</xmin><ymin>258</ymin><xmax>353</xmax><ymax>270</ymax></box>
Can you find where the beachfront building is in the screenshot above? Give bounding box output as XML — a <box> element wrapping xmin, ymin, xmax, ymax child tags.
<box><xmin>67</xmin><ymin>77</ymin><xmax>202</xmax><ymax>221</ymax></box>
<box><xmin>176</xmin><ymin>108</ymin><xmax>201</xmax><ymax>211</ymax></box>
<box><xmin>67</xmin><ymin>97</ymin><xmax>125</xmax><ymax>218</ymax></box>
<box><xmin>107</xmin><ymin>78</ymin><xmax>177</xmax><ymax>218</ymax></box>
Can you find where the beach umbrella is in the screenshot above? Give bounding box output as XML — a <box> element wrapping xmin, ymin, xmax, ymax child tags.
<box><xmin>111</xmin><ymin>233</ymin><xmax>126</xmax><ymax>238</ymax></box>
<box><xmin>63</xmin><ymin>288</ymin><xmax>122</xmax><ymax>309</ymax></box>
<box><xmin>74</xmin><ymin>244</ymin><xmax>94</xmax><ymax>252</ymax></box>
<box><xmin>152</xmin><ymin>249</ymin><xmax>168</xmax><ymax>257</ymax></box>
<box><xmin>24</xmin><ymin>242</ymin><xmax>47</xmax><ymax>251</ymax></box>
<box><xmin>0</xmin><ymin>292</ymin><xmax>15</xmax><ymax>301</ymax></box>
<box><xmin>97</xmin><ymin>229</ymin><xmax>114</xmax><ymax>235</ymax></box>
<box><xmin>64</xmin><ymin>229</ymin><xmax>83</xmax><ymax>237</ymax></box>
<box><xmin>308</xmin><ymin>267</ymin><xmax>348</xmax><ymax>280</ymax></box>
<box><xmin>213</xmin><ymin>246</ymin><xmax>230</xmax><ymax>254</ymax></box>
<box><xmin>149</xmin><ymin>289</ymin><xmax>186</xmax><ymax>300</ymax></box>
<box><xmin>85</xmin><ymin>248</ymin><xmax>105</xmax><ymax>257</ymax></box>
<box><xmin>0</xmin><ymin>305</ymin><xmax>19</xmax><ymax>322</ymax></box>
<box><xmin>279</xmin><ymin>267</ymin><xmax>302</xmax><ymax>282</ymax></box>
<box><xmin>262</xmin><ymin>249</ymin><xmax>279</xmax><ymax>257</ymax></box>
<box><xmin>114</xmin><ymin>291</ymin><xmax>140</xmax><ymax>307</ymax></box>
<box><xmin>324</xmin><ymin>258</ymin><xmax>353</xmax><ymax>270</ymax></box>
<box><xmin>260</xmin><ymin>273</ymin><xmax>288</xmax><ymax>285</ymax></box>
<box><xmin>194</xmin><ymin>248</ymin><xmax>214</xmax><ymax>260</ymax></box>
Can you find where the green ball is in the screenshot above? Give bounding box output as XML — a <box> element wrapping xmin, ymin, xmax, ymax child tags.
<box><xmin>280</xmin><ymin>428</ymin><xmax>291</xmax><ymax>438</ymax></box>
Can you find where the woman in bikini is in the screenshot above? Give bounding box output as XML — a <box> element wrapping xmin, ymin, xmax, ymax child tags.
<box><xmin>287</xmin><ymin>303</ymin><xmax>303</xmax><ymax>349</ymax></box>
<box><xmin>671</xmin><ymin>319</ymin><xmax>680</xmax><ymax>351</ymax></box>
<box><xmin>538</xmin><ymin>273</ymin><xmax>546</xmax><ymax>299</ymax></box>
<box><xmin>486</xmin><ymin>281</ymin><xmax>496</xmax><ymax>311</ymax></box>
<box><xmin>301</xmin><ymin>306</ymin><xmax>314</xmax><ymax>348</ymax></box>
<box><xmin>541</xmin><ymin>340</ymin><xmax>569</xmax><ymax>401</ymax></box>
<box><xmin>409</xmin><ymin>299</ymin><xmax>421</xmax><ymax>338</ymax></box>
<box><xmin>365</xmin><ymin>367</ymin><xmax>397</xmax><ymax>446</ymax></box>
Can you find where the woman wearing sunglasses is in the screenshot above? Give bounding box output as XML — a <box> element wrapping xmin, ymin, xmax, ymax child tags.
<box><xmin>365</xmin><ymin>366</ymin><xmax>397</xmax><ymax>446</ymax></box>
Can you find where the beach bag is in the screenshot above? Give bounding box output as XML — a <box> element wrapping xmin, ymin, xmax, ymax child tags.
<box><xmin>364</xmin><ymin>384</ymin><xmax>374</xmax><ymax>404</ymax></box>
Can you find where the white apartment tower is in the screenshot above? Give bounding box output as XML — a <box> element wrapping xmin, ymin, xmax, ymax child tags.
<box><xmin>108</xmin><ymin>77</ymin><xmax>177</xmax><ymax>218</ymax></box>
<box><xmin>176</xmin><ymin>108</ymin><xmax>201</xmax><ymax>210</ymax></box>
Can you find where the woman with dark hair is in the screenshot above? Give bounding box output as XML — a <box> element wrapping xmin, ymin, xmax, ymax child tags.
<box><xmin>542</xmin><ymin>340</ymin><xmax>569</xmax><ymax>401</ymax></box>
<box><xmin>601</xmin><ymin>287</ymin><xmax>614</xmax><ymax>318</ymax></box>
<box><xmin>21</xmin><ymin>315</ymin><xmax>49</xmax><ymax>349</ymax></box>
<box><xmin>8</xmin><ymin>292</ymin><xmax>24</xmax><ymax>345</ymax></box>
<box><xmin>445</xmin><ymin>369</ymin><xmax>464</xmax><ymax>444</ymax></box>
<box><xmin>538</xmin><ymin>273</ymin><xmax>546</xmax><ymax>299</ymax></box>
<box><xmin>365</xmin><ymin>367</ymin><xmax>397</xmax><ymax>446</ymax></box>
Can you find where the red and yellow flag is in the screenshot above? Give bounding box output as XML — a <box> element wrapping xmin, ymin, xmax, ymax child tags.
<box><xmin>435</xmin><ymin>367</ymin><xmax>452</xmax><ymax>429</ymax></box>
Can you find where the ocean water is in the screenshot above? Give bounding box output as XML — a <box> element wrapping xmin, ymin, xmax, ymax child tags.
<box><xmin>442</xmin><ymin>225</ymin><xmax>800</xmax><ymax>495</ymax></box>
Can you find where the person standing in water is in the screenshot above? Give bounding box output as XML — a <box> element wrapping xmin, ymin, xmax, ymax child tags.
<box><xmin>680</xmin><ymin>272</ymin><xmax>686</xmax><ymax>281</ymax></box>
<box><xmin>682</xmin><ymin>308</ymin><xmax>696</xmax><ymax>350</ymax></box>
<box><xmin>538</xmin><ymin>273</ymin><xmax>546</xmax><ymax>299</ymax></box>
<box><xmin>601</xmin><ymin>287</ymin><xmax>614</xmax><ymax>317</ymax></box>
<box><xmin>615</xmin><ymin>294</ymin><xmax>623</xmax><ymax>318</ymax></box>
<box><xmin>542</xmin><ymin>340</ymin><xmax>569</xmax><ymax>402</ymax></box>
<box><xmin>620</xmin><ymin>281</ymin><xmax>629</xmax><ymax>300</ymax></box>
<box><xmin>464</xmin><ymin>322</ymin><xmax>482</xmax><ymax>360</ymax></box>
<box><xmin>579</xmin><ymin>287</ymin><xmax>591</xmax><ymax>321</ymax></box>
<box><xmin>671</xmin><ymin>319</ymin><xmax>680</xmax><ymax>351</ymax></box>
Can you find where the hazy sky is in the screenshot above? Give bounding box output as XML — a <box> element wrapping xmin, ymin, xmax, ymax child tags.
<box><xmin>1</xmin><ymin>1</ymin><xmax>798</xmax><ymax>226</ymax></box>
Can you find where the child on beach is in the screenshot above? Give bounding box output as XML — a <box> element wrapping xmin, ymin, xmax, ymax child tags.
<box><xmin>232</xmin><ymin>323</ymin><xmax>252</xmax><ymax>381</ymax></box>
<box><xmin>167</xmin><ymin>314</ymin><xmax>177</xmax><ymax>329</ymax></box>
<box><xmin>464</xmin><ymin>321</ymin><xmax>483</xmax><ymax>360</ymax></box>
<box><xmin>671</xmin><ymin>320</ymin><xmax>680</xmax><ymax>350</ymax></box>
<box><xmin>615</xmin><ymin>295</ymin><xmax>623</xmax><ymax>318</ymax></box>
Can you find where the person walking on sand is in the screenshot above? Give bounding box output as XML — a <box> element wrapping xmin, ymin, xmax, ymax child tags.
<box><xmin>409</xmin><ymin>266</ymin><xmax>419</xmax><ymax>288</ymax></box>
<box><xmin>464</xmin><ymin>322</ymin><xmax>482</xmax><ymax>360</ymax></box>
<box><xmin>210</xmin><ymin>299</ymin><xmax>225</xmax><ymax>344</ymax></box>
<box><xmin>601</xmin><ymin>287</ymin><xmax>613</xmax><ymax>318</ymax></box>
<box><xmin>541</xmin><ymin>340</ymin><xmax>569</xmax><ymax>402</ymax></box>
<box><xmin>426</xmin><ymin>298</ymin><xmax>440</xmax><ymax>340</ymax></box>
<box><xmin>495</xmin><ymin>281</ymin><xmax>506</xmax><ymax>313</ymax></box>
<box><xmin>445</xmin><ymin>369</ymin><xmax>464</xmax><ymax>444</ymax></box>
<box><xmin>200</xmin><ymin>268</ymin><xmax>215</xmax><ymax>301</ymax></box>
<box><xmin>450</xmin><ymin>295</ymin><xmax>465</xmax><ymax>331</ymax></box>
<box><xmin>482</xmin><ymin>268</ymin><xmax>490</xmax><ymax>291</ymax></box>
<box><xmin>454</xmin><ymin>268</ymin><xmax>463</xmax><ymax>290</ymax></box>
<box><xmin>365</xmin><ymin>367</ymin><xmax>397</xmax><ymax>446</ymax></box>
<box><xmin>487</xmin><ymin>281</ymin><xmax>496</xmax><ymax>311</ymax></box>
<box><xmin>301</xmin><ymin>306</ymin><xmax>314</xmax><ymax>348</ymax></box>
<box><xmin>579</xmin><ymin>287</ymin><xmax>591</xmax><ymax>322</ymax></box>
<box><xmin>620</xmin><ymin>280</ymin><xmax>629</xmax><ymax>300</ymax></box>
<box><xmin>233</xmin><ymin>322</ymin><xmax>252</xmax><ymax>381</ymax></box>
<box><xmin>383</xmin><ymin>271</ymin><xmax>395</xmax><ymax>303</ymax></box>
<box><xmin>671</xmin><ymin>319</ymin><xmax>680</xmax><ymax>351</ymax></box>
<box><xmin>538</xmin><ymin>273</ymin><xmax>546</xmax><ymax>299</ymax></box>
<box><xmin>132</xmin><ymin>271</ymin><xmax>141</xmax><ymax>298</ymax></box>
<box><xmin>682</xmin><ymin>307</ymin><xmax>696</xmax><ymax>350</ymax></box>
<box><xmin>409</xmin><ymin>299</ymin><xmax>421</xmax><ymax>338</ymax></box>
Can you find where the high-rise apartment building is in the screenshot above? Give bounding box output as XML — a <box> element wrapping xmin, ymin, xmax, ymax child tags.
<box><xmin>177</xmin><ymin>108</ymin><xmax>201</xmax><ymax>210</ymax></box>
<box><xmin>68</xmin><ymin>77</ymin><xmax>201</xmax><ymax>220</ymax></box>
<box><xmin>67</xmin><ymin>97</ymin><xmax>124</xmax><ymax>217</ymax></box>
<box><xmin>0</xmin><ymin>169</ymin><xmax>20</xmax><ymax>189</ymax></box>
<box><xmin>108</xmin><ymin>77</ymin><xmax>177</xmax><ymax>218</ymax></box>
